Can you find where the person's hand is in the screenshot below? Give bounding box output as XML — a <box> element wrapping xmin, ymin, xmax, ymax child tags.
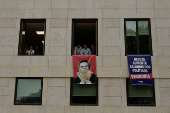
<box><xmin>82</xmin><ymin>70</ymin><xmax>92</xmax><ymax>80</ymax></box>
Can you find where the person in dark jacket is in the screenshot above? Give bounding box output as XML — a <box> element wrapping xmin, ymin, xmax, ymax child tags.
<box><xmin>34</xmin><ymin>46</ymin><xmax>40</xmax><ymax>55</ymax></box>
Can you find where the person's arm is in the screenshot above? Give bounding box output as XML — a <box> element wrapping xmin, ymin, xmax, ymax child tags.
<box><xmin>74</xmin><ymin>47</ymin><xmax>76</xmax><ymax>55</ymax></box>
<box><xmin>32</xmin><ymin>50</ymin><xmax>34</xmax><ymax>55</ymax></box>
<box><xmin>80</xmin><ymin>49</ymin><xmax>83</xmax><ymax>55</ymax></box>
<box><xmin>26</xmin><ymin>50</ymin><xmax>28</xmax><ymax>55</ymax></box>
<box><xmin>88</xmin><ymin>49</ymin><xmax>91</xmax><ymax>55</ymax></box>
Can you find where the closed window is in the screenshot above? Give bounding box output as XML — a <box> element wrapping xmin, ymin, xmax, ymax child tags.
<box><xmin>18</xmin><ymin>19</ymin><xmax>46</xmax><ymax>55</ymax></box>
<box><xmin>70</xmin><ymin>78</ymin><xmax>98</xmax><ymax>105</ymax></box>
<box><xmin>126</xmin><ymin>78</ymin><xmax>155</xmax><ymax>106</ymax></box>
<box><xmin>124</xmin><ymin>19</ymin><xmax>152</xmax><ymax>55</ymax></box>
<box><xmin>14</xmin><ymin>78</ymin><xmax>43</xmax><ymax>105</ymax></box>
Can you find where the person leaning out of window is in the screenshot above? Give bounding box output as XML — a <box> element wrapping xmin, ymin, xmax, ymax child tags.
<box><xmin>81</xmin><ymin>44</ymin><xmax>91</xmax><ymax>55</ymax></box>
<box><xmin>74</xmin><ymin>43</ymin><xmax>82</xmax><ymax>55</ymax></box>
<box><xmin>26</xmin><ymin>46</ymin><xmax>34</xmax><ymax>55</ymax></box>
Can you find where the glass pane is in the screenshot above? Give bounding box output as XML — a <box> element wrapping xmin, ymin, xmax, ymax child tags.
<box><xmin>138</xmin><ymin>21</ymin><xmax>149</xmax><ymax>35</ymax></box>
<box><xmin>126</xmin><ymin>21</ymin><xmax>137</xmax><ymax>54</ymax></box>
<box><xmin>126</xmin><ymin>36</ymin><xmax>137</xmax><ymax>54</ymax></box>
<box><xmin>139</xmin><ymin>35</ymin><xmax>151</xmax><ymax>54</ymax></box>
<box><xmin>126</xmin><ymin>21</ymin><xmax>136</xmax><ymax>36</ymax></box>
<box><xmin>72</xmin><ymin>83</ymin><xmax>97</xmax><ymax>96</ymax></box>
<box><xmin>16</xmin><ymin>79</ymin><xmax>42</xmax><ymax>104</ymax></box>
<box><xmin>138</xmin><ymin>21</ymin><xmax>151</xmax><ymax>54</ymax></box>
<box><xmin>128</xmin><ymin>85</ymin><xmax>153</xmax><ymax>97</ymax></box>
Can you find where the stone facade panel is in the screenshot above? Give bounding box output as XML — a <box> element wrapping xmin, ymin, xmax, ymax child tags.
<box><xmin>103</xmin><ymin>56</ymin><xmax>120</xmax><ymax>67</ymax></box>
<box><xmin>51</xmin><ymin>19</ymin><xmax>67</xmax><ymax>28</ymax></box>
<box><xmin>49</xmin><ymin>56</ymin><xmax>66</xmax><ymax>66</ymax></box>
<box><xmin>49</xmin><ymin>47</ymin><xmax>66</xmax><ymax>55</ymax></box>
<box><xmin>47</xmin><ymin>78</ymin><xmax>66</xmax><ymax>86</ymax></box>
<box><xmin>103</xmin><ymin>19</ymin><xmax>119</xmax><ymax>28</ymax></box>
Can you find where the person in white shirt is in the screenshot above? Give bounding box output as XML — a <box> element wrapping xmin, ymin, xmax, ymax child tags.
<box><xmin>26</xmin><ymin>46</ymin><xmax>34</xmax><ymax>55</ymax></box>
<box><xmin>81</xmin><ymin>44</ymin><xmax>91</xmax><ymax>55</ymax></box>
<box><xmin>74</xmin><ymin>43</ymin><xmax>82</xmax><ymax>55</ymax></box>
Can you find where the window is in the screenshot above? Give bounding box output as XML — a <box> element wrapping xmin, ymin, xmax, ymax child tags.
<box><xmin>72</xmin><ymin>19</ymin><xmax>98</xmax><ymax>55</ymax></box>
<box><xmin>124</xmin><ymin>19</ymin><xmax>152</xmax><ymax>55</ymax></box>
<box><xmin>14</xmin><ymin>78</ymin><xmax>43</xmax><ymax>105</ymax></box>
<box><xmin>126</xmin><ymin>78</ymin><xmax>155</xmax><ymax>106</ymax></box>
<box><xmin>70</xmin><ymin>78</ymin><xmax>98</xmax><ymax>105</ymax></box>
<box><xmin>18</xmin><ymin>19</ymin><xmax>46</xmax><ymax>55</ymax></box>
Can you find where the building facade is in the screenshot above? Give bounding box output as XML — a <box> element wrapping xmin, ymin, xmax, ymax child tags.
<box><xmin>0</xmin><ymin>0</ymin><xmax>170</xmax><ymax>113</ymax></box>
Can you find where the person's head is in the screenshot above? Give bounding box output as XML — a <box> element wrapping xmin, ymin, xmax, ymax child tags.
<box><xmin>77</xmin><ymin>43</ymin><xmax>81</xmax><ymax>48</ymax></box>
<box><xmin>79</xmin><ymin>60</ymin><xmax>90</xmax><ymax>70</ymax></box>
<box><xmin>36</xmin><ymin>46</ymin><xmax>38</xmax><ymax>50</ymax></box>
<box><xmin>30</xmin><ymin>46</ymin><xmax>33</xmax><ymax>50</ymax></box>
<box><xmin>91</xmin><ymin>44</ymin><xmax>94</xmax><ymax>48</ymax></box>
<box><xmin>84</xmin><ymin>44</ymin><xmax>87</xmax><ymax>49</ymax></box>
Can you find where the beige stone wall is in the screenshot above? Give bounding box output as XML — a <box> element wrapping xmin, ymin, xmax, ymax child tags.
<box><xmin>1</xmin><ymin>0</ymin><xmax>170</xmax><ymax>112</ymax></box>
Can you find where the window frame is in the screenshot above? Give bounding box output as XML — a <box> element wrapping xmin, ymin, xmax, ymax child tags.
<box><xmin>14</xmin><ymin>77</ymin><xmax>43</xmax><ymax>105</ymax></box>
<box><xmin>71</xmin><ymin>18</ymin><xmax>98</xmax><ymax>56</ymax></box>
<box><xmin>70</xmin><ymin>77</ymin><xmax>98</xmax><ymax>106</ymax></box>
<box><xmin>126</xmin><ymin>78</ymin><xmax>156</xmax><ymax>106</ymax></box>
<box><xmin>124</xmin><ymin>18</ymin><xmax>153</xmax><ymax>56</ymax></box>
<box><xmin>18</xmin><ymin>19</ymin><xmax>46</xmax><ymax>56</ymax></box>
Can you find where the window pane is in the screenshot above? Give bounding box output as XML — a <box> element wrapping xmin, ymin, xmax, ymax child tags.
<box><xmin>139</xmin><ymin>35</ymin><xmax>150</xmax><ymax>54</ymax></box>
<box><xmin>72</xmin><ymin>84</ymin><xmax>97</xmax><ymax>96</ymax></box>
<box><xmin>127</xmin><ymin>79</ymin><xmax>155</xmax><ymax>106</ymax></box>
<box><xmin>138</xmin><ymin>21</ymin><xmax>151</xmax><ymax>54</ymax></box>
<box><xmin>128</xmin><ymin>85</ymin><xmax>153</xmax><ymax>97</ymax></box>
<box><xmin>71</xmin><ymin>78</ymin><xmax>98</xmax><ymax>105</ymax></box>
<box><xmin>126</xmin><ymin>36</ymin><xmax>137</xmax><ymax>54</ymax></box>
<box><xmin>138</xmin><ymin>21</ymin><xmax>149</xmax><ymax>35</ymax></box>
<box><xmin>126</xmin><ymin>21</ymin><xmax>136</xmax><ymax>37</ymax></box>
<box><xmin>16</xmin><ymin>79</ymin><xmax>42</xmax><ymax>104</ymax></box>
<box><xmin>126</xmin><ymin>21</ymin><xmax>137</xmax><ymax>54</ymax></box>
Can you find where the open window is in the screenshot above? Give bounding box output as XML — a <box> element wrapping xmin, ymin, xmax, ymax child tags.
<box><xmin>72</xmin><ymin>19</ymin><xmax>98</xmax><ymax>55</ymax></box>
<box><xmin>14</xmin><ymin>77</ymin><xmax>43</xmax><ymax>105</ymax></box>
<box><xmin>70</xmin><ymin>78</ymin><xmax>98</xmax><ymax>106</ymax></box>
<box><xmin>126</xmin><ymin>78</ymin><xmax>155</xmax><ymax>106</ymax></box>
<box><xmin>18</xmin><ymin>19</ymin><xmax>46</xmax><ymax>55</ymax></box>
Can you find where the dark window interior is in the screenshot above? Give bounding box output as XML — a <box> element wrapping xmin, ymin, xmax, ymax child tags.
<box><xmin>14</xmin><ymin>78</ymin><xmax>43</xmax><ymax>105</ymax></box>
<box><xmin>18</xmin><ymin>19</ymin><xmax>46</xmax><ymax>55</ymax></box>
<box><xmin>72</xmin><ymin>19</ymin><xmax>98</xmax><ymax>55</ymax></box>
<box><xmin>126</xmin><ymin>78</ymin><xmax>155</xmax><ymax>106</ymax></box>
<box><xmin>70</xmin><ymin>78</ymin><xmax>98</xmax><ymax>106</ymax></box>
<box><xmin>125</xmin><ymin>19</ymin><xmax>152</xmax><ymax>55</ymax></box>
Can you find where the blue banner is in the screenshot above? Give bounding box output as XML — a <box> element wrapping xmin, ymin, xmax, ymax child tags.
<box><xmin>127</xmin><ymin>55</ymin><xmax>153</xmax><ymax>85</ymax></box>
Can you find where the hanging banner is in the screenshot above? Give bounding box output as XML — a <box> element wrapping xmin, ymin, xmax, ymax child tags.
<box><xmin>127</xmin><ymin>55</ymin><xmax>153</xmax><ymax>85</ymax></box>
<box><xmin>72</xmin><ymin>55</ymin><xmax>97</xmax><ymax>84</ymax></box>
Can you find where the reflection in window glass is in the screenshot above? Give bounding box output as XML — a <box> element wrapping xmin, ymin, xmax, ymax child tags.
<box><xmin>15</xmin><ymin>78</ymin><xmax>42</xmax><ymax>104</ymax></box>
<box><xmin>70</xmin><ymin>78</ymin><xmax>98</xmax><ymax>105</ymax></box>
<box><xmin>125</xmin><ymin>19</ymin><xmax>152</xmax><ymax>55</ymax></box>
<box><xmin>126</xmin><ymin>78</ymin><xmax>155</xmax><ymax>106</ymax></box>
<box><xmin>126</xmin><ymin>21</ymin><xmax>137</xmax><ymax>54</ymax></box>
<box><xmin>138</xmin><ymin>21</ymin><xmax>150</xmax><ymax>54</ymax></box>
<box><xmin>126</xmin><ymin>21</ymin><xmax>136</xmax><ymax>36</ymax></box>
<box><xmin>138</xmin><ymin>21</ymin><xmax>149</xmax><ymax>35</ymax></box>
